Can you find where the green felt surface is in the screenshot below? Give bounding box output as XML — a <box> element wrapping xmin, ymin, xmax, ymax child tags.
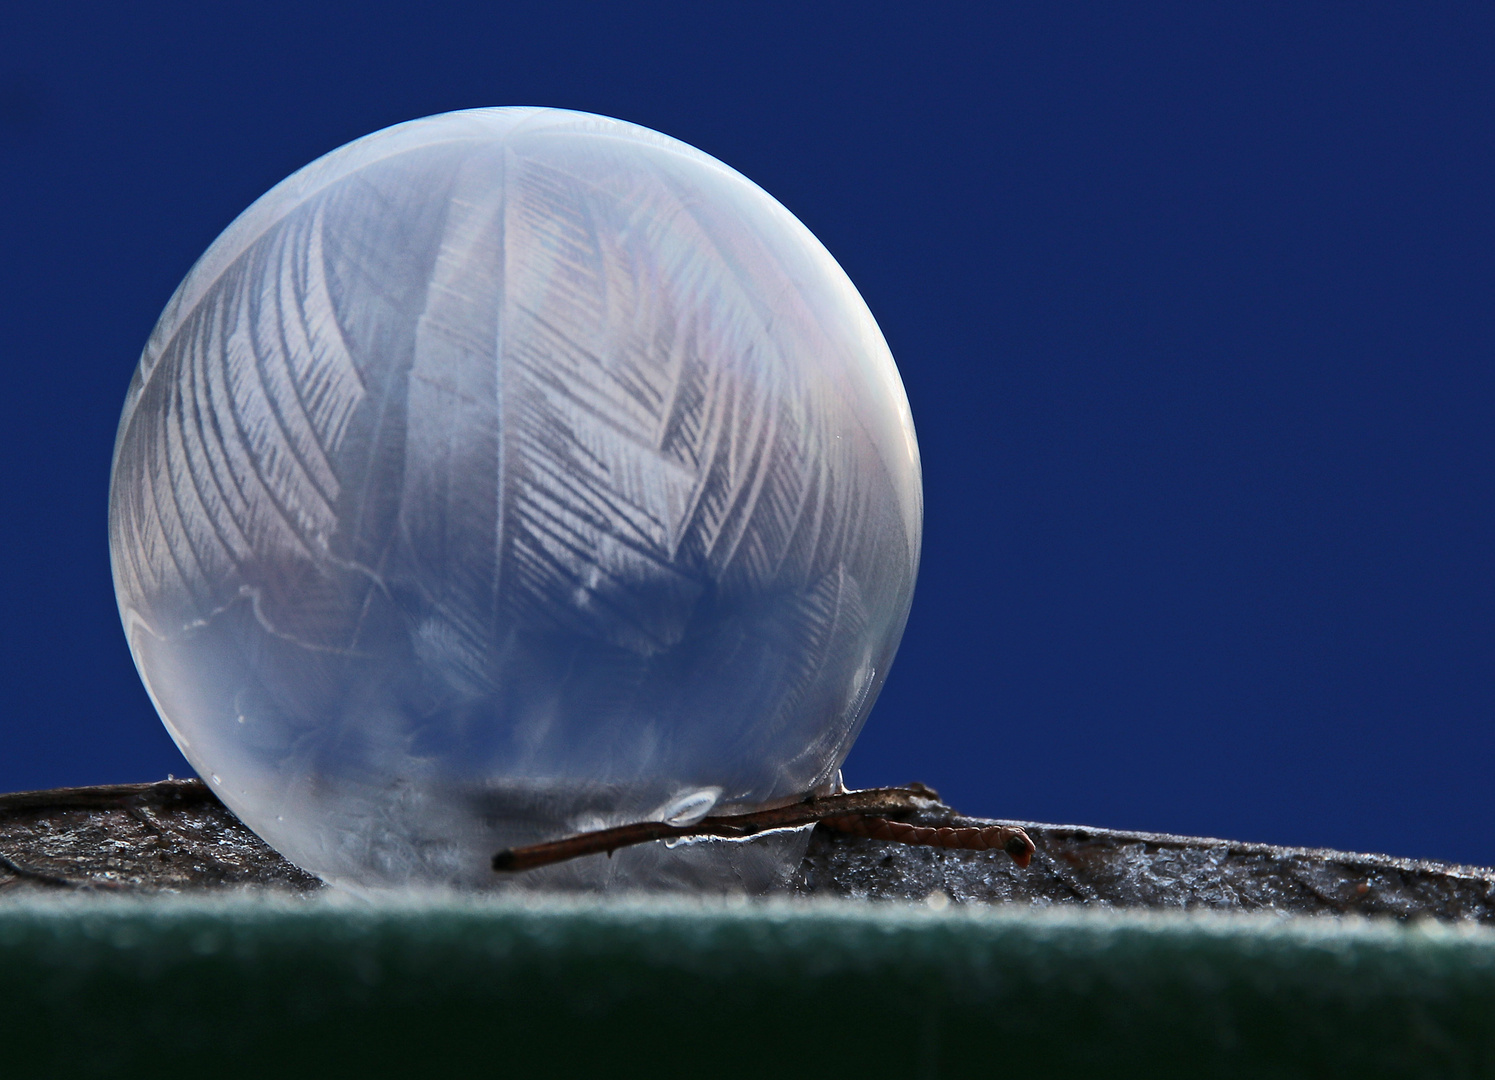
<box><xmin>2</xmin><ymin>897</ymin><xmax>1493</xmax><ymax>1078</ymax></box>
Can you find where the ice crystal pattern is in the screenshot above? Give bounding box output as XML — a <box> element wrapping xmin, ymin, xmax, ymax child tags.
<box><xmin>109</xmin><ymin>108</ymin><xmax>922</xmax><ymax>889</ymax></box>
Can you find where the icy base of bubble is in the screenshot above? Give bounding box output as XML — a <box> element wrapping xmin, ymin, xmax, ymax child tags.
<box><xmin>214</xmin><ymin>774</ymin><xmax>814</xmax><ymax>894</ymax></box>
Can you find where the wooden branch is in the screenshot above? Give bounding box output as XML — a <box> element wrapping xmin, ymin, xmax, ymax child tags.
<box><xmin>820</xmin><ymin>815</ymin><xmax>1035</xmax><ymax>866</ymax></box>
<box><xmin>492</xmin><ymin>784</ymin><xmax>1035</xmax><ymax>873</ymax></box>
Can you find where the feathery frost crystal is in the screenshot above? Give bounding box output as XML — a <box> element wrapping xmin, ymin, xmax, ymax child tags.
<box><xmin>109</xmin><ymin>108</ymin><xmax>922</xmax><ymax>890</ymax></box>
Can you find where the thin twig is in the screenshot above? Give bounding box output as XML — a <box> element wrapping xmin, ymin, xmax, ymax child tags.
<box><xmin>820</xmin><ymin>814</ymin><xmax>1034</xmax><ymax>867</ymax></box>
<box><xmin>492</xmin><ymin>784</ymin><xmax>1034</xmax><ymax>873</ymax></box>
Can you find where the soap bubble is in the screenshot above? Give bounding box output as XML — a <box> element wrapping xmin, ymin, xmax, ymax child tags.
<box><xmin>108</xmin><ymin>108</ymin><xmax>921</xmax><ymax>891</ymax></box>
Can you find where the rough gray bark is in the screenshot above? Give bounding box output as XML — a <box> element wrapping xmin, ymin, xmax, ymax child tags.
<box><xmin>795</xmin><ymin>814</ymin><xmax>1495</xmax><ymax>920</ymax></box>
<box><xmin>3</xmin><ymin>779</ymin><xmax>1493</xmax><ymax>921</ymax></box>
<box><xmin>0</xmin><ymin>780</ymin><xmax>320</xmax><ymax>894</ymax></box>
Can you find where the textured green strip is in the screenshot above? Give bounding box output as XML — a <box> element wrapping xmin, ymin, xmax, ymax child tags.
<box><xmin>2</xmin><ymin>898</ymin><xmax>1493</xmax><ymax>1078</ymax></box>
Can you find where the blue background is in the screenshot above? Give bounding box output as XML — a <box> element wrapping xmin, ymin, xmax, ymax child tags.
<box><xmin>2</xmin><ymin>3</ymin><xmax>1492</xmax><ymax>865</ymax></box>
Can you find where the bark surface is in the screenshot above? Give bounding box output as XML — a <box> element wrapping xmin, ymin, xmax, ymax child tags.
<box><xmin>3</xmin><ymin>779</ymin><xmax>1492</xmax><ymax>920</ymax></box>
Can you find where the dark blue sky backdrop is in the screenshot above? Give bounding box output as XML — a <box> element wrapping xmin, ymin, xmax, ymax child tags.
<box><xmin>2</xmin><ymin>3</ymin><xmax>1492</xmax><ymax>864</ymax></box>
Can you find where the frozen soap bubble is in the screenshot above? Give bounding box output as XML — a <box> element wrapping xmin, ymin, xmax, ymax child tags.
<box><xmin>108</xmin><ymin>108</ymin><xmax>922</xmax><ymax>891</ymax></box>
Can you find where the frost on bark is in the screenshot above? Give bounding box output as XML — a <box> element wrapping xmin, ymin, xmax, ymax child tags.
<box><xmin>2</xmin><ymin>778</ymin><xmax>1493</xmax><ymax>922</ymax></box>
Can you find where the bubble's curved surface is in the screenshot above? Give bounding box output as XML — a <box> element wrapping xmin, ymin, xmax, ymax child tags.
<box><xmin>109</xmin><ymin>108</ymin><xmax>921</xmax><ymax>890</ymax></box>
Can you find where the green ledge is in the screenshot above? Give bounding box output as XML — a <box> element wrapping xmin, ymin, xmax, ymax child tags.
<box><xmin>3</xmin><ymin>897</ymin><xmax>1493</xmax><ymax>1078</ymax></box>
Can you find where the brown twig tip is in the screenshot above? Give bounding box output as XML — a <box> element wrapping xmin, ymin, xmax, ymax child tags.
<box><xmin>821</xmin><ymin>816</ymin><xmax>1035</xmax><ymax>865</ymax></box>
<box><xmin>1004</xmin><ymin>828</ymin><xmax>1036</xmax><ymax>868</ymax></box>
<box><xmin>490</xmin><ymin>784</ymin><xmax>1034</xmax><ymax>875</ymax></box>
